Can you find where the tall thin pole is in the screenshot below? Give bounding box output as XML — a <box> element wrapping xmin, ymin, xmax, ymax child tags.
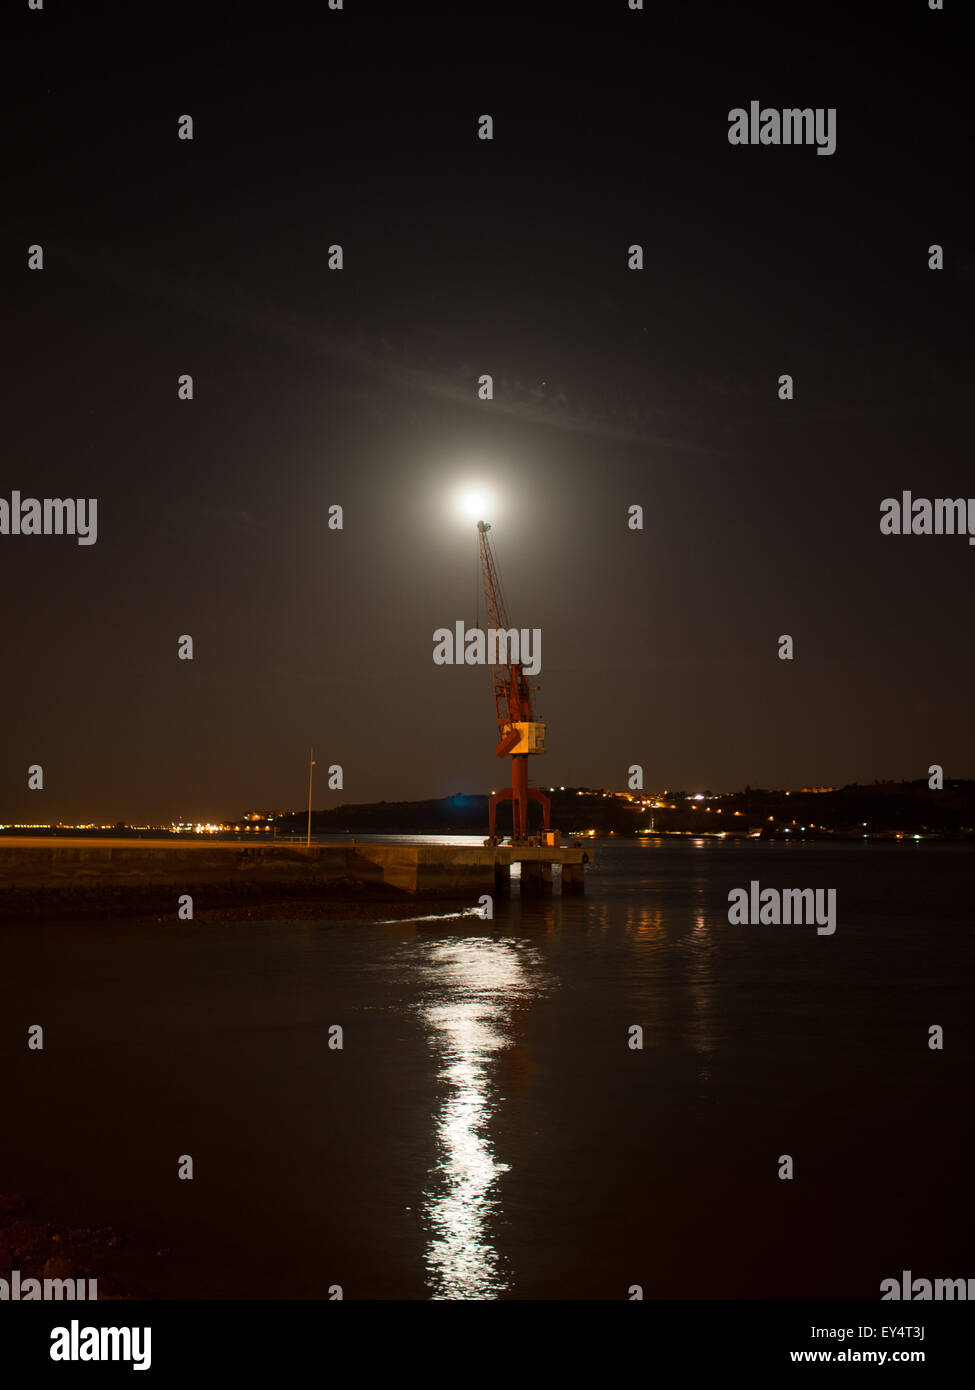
<box><xmin>306</xmin><ymin>746</ymin><xmax>316</xmax><ymax>847</ymax></box>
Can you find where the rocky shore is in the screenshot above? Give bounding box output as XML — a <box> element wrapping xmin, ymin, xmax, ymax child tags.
<box><xmin>0</xmin><ymin>1194</ymin><xmax>147</xmax><ymax>1301</ymax></box>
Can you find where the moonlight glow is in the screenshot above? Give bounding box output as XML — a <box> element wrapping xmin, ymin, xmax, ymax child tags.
<box><xmin>453</xmin><ymin>484</ymin><xmax>496</xmax><ymax>524</ymax></box>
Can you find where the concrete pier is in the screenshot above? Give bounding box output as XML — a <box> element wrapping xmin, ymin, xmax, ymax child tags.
<box><xmin>519</xmin><ymin>860</ymin><xmax>552</xmax><ymax>896</ymax></box>
<box><xmin>0</xmin><ymin>837</ymin><xmax>586</xmax><ymax>918</ymax></box>
<box><xmin>561</xmin><ymin>862</ymin><xmax>585</xmax><ymax>894</ymax></box>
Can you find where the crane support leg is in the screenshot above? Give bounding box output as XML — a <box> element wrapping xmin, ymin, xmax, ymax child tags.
<box><xmin>512</xmin><ymin>754</ymin><xmax>529</xmax><ymax>840</ymax></box>
<box><xmin>488</xmin><ymin>786</ymin><xmax>511</xmax><ymax>839</ymax></box>
<box><xmin>530</xmin><ymin>787</ymin><xmax>552</xmax><ymax>832</ymax></box>
<box><xmin>488</xmin><ymin>759</ymin><xmax>551</xmax><ymax>842</ymax></box>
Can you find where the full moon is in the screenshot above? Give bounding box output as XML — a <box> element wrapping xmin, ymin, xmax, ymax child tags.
<box><xmin>453</xmin><ymin>484</ymin><xmax>495</xmax><ymax>523</ymax></box>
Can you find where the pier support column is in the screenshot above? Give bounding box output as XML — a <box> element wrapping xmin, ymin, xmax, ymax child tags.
<box><xmin>520</xmin><ymin>861</ymin><xmax>553</xmax><ymax>896</ymax></box>
<box><xmin>493</xmin><ymin>861</ymin><xmax>511</xmax><ymax>897</ymax></box>
<box><xmin>562</xmin><ymin>863</ymin><xmax>585</xmax><ymax>895</ymax></box>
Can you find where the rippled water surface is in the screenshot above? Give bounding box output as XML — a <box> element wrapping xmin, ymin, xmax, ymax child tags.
<box><xmin>2</xmin><ymin>838</ymin><xmax>972</xmax><ymax>1298</ymax></box>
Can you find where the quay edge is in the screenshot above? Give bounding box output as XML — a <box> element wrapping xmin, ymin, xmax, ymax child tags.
<box><xmin>0</xmin><ymin>838</ymin><xmax>585</xmax><ymax>919</ymax></box>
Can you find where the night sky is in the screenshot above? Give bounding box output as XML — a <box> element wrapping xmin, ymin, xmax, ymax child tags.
<box><xmin>4</xmin><ymin>0</ymin><xmax>972</xmax><ymax>823</ymax></box>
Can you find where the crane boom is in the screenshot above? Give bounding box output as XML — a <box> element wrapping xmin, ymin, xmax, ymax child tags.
<box><xmin>477</xmin><ymin>521</ymin><xmax>536</xmax><ymax>751</ymax></box>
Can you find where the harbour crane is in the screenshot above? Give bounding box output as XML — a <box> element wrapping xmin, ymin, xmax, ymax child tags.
<box><xmin>477</xmin><ymin>520</ymin><xmax>551</xmax><ymax>844</ymax></box>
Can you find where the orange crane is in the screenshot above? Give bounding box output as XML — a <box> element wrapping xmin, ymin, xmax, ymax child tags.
<box><xmin>477</xmin><ymin>520</ymin><xmax>551</xmax><ymax>844</ymax></box>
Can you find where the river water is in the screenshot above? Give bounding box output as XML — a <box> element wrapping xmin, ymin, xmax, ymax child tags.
<box><xmin>2</xmin><ymin>837</ymin><xmax>972</xmax><ymax>1299</ymax></box>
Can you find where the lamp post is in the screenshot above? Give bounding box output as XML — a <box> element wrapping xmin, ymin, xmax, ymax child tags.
<box><xmin>306</xmin><ymin>746</ymin><xmax>316</xmax><ymax>847</ymax></box>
